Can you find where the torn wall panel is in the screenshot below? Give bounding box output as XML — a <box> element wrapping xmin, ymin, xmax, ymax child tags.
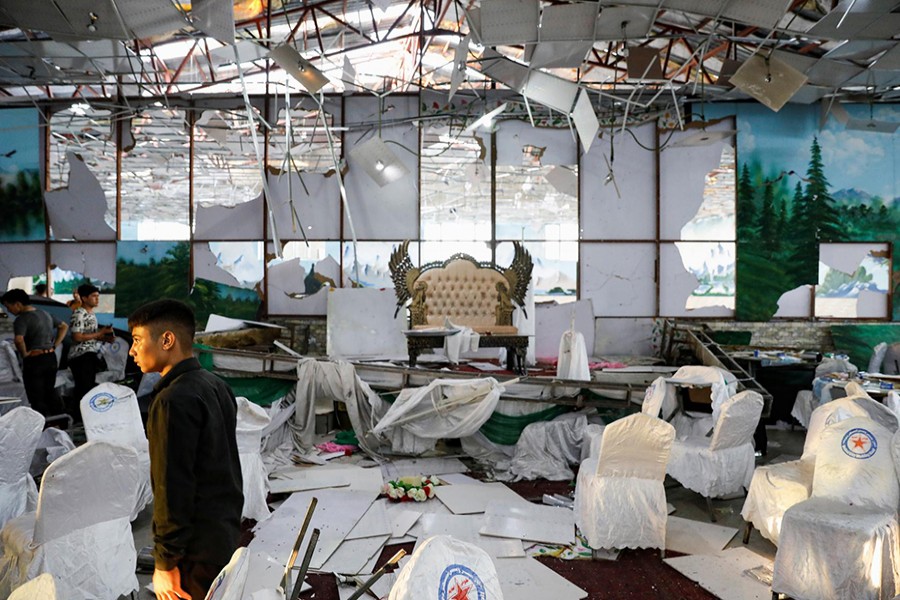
<box><xmin>773</xmin><ymin>285</ymin><xmax>812</xmax><ymax>318</ymax></box>
<box><xmin>580</xmin><ymin>242</ymin><xmax>656</xmax><ymax>317</ymax></box>
<box><xmin>0</xmin><ymin>243</ymin><xmax>44</xmax><ymax>290</ymax></box>
<box><xmin>194</xmin><ymin>194</ymin><xmax>263</xmax><ymax>240</ymax></box>
<box><xmin>49</xmin><ymin>243</ymin><xmax>116</xmax><ymax>285</ymax></box>
<box><xmin>267</xmin><ymin>170</ymin><xmax>340</xmax><ymax>240</ymax></box>
<box><xmin>193</xmin><ymin>243</ymin><xmax>244</xmax><ymax>288</ymax></box>
<box><xmin>266</xmin><ymin>255</ymin><xmax>340</xmax><ymax>316</ymax></box>
<box><xmin>659</xmin><ymin>243</ymin><xmax>733</xmax><ymax>317</ymax></box>
<box><xmin>819</xmin><ymin>243</ymin><xmax>881</xmax><ymax>276</ymax></box>
<box><xmin>580</xmin><ymin>122</ymin><xmax>656</xmax><ymax>240</ymax></box>
<box><xmin>44</xmin><ymin>152</ymin><xmax>116</xmax><ymax>240</ymax></box>
<box><xmin>857</xmin><ymin>289</ymin><xmax>888</xmax><ymax>319</ymax></box>
<box><xmin>660</xmin><ymin>121</ymin><xmax>735</xmax><ymax>240</ymax></box>
<box><xmin>326</xmin><ymin>288</ymin><xmax>408</xmax><ymax>359</ymax></box>
<box><xmin>535</xmin><ymin>299</ymin><xmax>595</xmax><ymax>360</ymax></box>
<box><xmin>342</xmin><ymin>95</ymin><xmax>419</xmax><ymax>240</ymax></box>
<box><xmin>496</xmin><ymin>120</ymin><xmax>577</xmax><ymax>166</ymax></box>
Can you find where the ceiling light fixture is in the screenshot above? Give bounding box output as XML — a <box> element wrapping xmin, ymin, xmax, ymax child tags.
<box><xmin>87</xmin><ymin>12</ymin><xmax>99</xmax><ymax>32</ymax></box>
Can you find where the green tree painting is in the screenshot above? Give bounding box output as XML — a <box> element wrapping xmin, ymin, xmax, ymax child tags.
<box><xmin>115</xmin><ymin>241</ymin><xmax>191</xmax><ymax>317</ymax></box>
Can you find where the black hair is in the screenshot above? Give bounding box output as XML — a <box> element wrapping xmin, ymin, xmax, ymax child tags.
<box><xmin>1</xmin><ymin>289</ymin><xmax>31</xmax><ymax>306</ymax></box>
<box><xmin>77</xmin><ymin>283</ymin><xmax>100</xmax><ymax>297</ymax></box>
<box><xmin>128</xmin><ymin>299</ymin><xmax>196</xmax><ymax>344</ymax></box>
<box><xmin>34</xmin><ymin>283</ymin><xmax>47</xmax><ymax>295</ymax></box>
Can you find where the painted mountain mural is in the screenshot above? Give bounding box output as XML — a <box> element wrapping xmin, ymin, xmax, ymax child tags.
<box><xmin>727</xmin><ymin>103</ymin><xmax>900</xmax><ymax>321</ymax></box>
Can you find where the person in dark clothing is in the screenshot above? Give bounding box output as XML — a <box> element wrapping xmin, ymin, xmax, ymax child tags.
<box><xmin>68</xmin><ymin>283</ymin><xmax>114</xmax><ymax>402</ymax></box>
<box><xmin>1</xmin><ymin>288</ymin><xmax>68</xmax><ymax>417</ymax></box>
<box><xmin>128</xmin><ymin>299</ymin><xmax>243</xmax><ymax>600</ymax></box>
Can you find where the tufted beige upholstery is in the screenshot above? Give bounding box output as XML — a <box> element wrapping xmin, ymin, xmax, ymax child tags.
<box><xmin>413</xmin><ymin>260</ymin><xmax>518</xmax><ymax>335</ymax></box>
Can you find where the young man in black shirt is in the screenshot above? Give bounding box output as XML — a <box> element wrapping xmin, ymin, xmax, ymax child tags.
<box><xmin>128</xmin><ymin>299</ymin><xmax>243</xmax><ymax>600</ymax></box>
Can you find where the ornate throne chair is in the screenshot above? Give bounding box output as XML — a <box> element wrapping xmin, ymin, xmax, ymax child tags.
<box><xmin>388</xmin><ymin>241</ymin><xmax>533</xmax><ymax>372</ymax></box>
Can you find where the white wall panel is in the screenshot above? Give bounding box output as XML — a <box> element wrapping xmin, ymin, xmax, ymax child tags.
<box><xmin>580</xmin><ymin>242</ymin><xmax>656</xmax><ymax>316</ymax></box>
<box><xmin>342</xmin><ymin>95</ymin><xmax>419</xmax><ymax>240</ymax></box>
<box><xmin>580</xmin><ymin>122</ymin><xmax>656</xmax><ymax>240</ymax></box>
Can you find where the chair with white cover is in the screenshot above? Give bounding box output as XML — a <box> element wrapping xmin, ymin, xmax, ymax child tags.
<box><xmin>642</xmin><ymin>366</ymin><xmax>738</xmax><ymax>440</ymax></box>
<box><xmin>742</xmin><ymin>395</ymin><xmax>874</xmax><ymax>546</ymax></box>
<box><xmin>667</xmin><ymin>390</ymin><xmax>764</xmax><ymax>521</ymax></box>
<box><xmin>772</xmin><ymin>417</ymin><xmax>900</xmax><ymax>600</ymax></box>
<box><xmin>236</xmin><ymin>397</ymin><xmax>271</xmax><ymax>521</ymax></box>
<box><xmin>389</xmin><ymin>535</ymin><xmax>504</xmax><ymax>600</ymax></box>
<box><xmin>0</xmin><ymin>441</ymin><xmax>141</xmax><ymax>599</ymax></box>
<box><xmin>574</xmin><ymin>413</ymin><xmax>676</xmax><ymax>552</ymax></box>
<box><xmin>80</xmin><ymin>382</ymin><xmax>152</xmax><ymax>520</ymax></box>
<box><xmin>204</xmin><ymin>547</ymin><xmax>250</xmax><ymax>600</ymax></box>
<box><xmin>8</xmin><ymin>572</ymin><xmax>58</xmax><ymax>600</ymax></box>
<box><xmin>0</xmin><ymin>407</ymin><xmax>43</xmax><ymax>531</ymax></box>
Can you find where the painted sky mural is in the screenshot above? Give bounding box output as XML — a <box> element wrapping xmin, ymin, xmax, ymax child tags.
<box><xmin>720</xmin><ymin>103</ymin><xmax>900</xmax><ymax>321</ymax></box>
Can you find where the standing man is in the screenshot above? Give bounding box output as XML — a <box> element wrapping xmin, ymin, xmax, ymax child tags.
<box><xmin>1</xmin><ymin>289</ymin><xmax>68</xmax><ymax>417</ymax></box>
<box><xmin>128</xmin><ymin>299</ymin><xmax>243</xmax><ymax>600</ymax></box>
<box><xmin>68</xmin><ymin>283</ymin><xmax>113</xmax><ymax>401</ymax></box>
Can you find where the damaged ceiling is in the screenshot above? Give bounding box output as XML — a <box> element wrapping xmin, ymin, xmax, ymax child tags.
<box><xmin>0</xmin><ymin>0</ymin><xmax>897</xmax><ymax>117</ymax></box>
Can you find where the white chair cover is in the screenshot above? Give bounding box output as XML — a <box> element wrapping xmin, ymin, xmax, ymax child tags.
<box><xmin>236</xmin><ymin>397</ymin><xmax>271</xmax><ymax>521</ymax></box>
<box><xmin>80</xmin><ymin>382</ymin><xmax>152</xmax><ymax>520</ymax></box>
<box><xmin>642</xmin><ymin>366</ymin><xmax>737</xmax><ymax>440</ymax></box>
<box><xmin>773</xmin><ymin>417</ymin><xmax>900</xmax><ymax>600</ymax></box>
<box><xmin>8</xmin><ymin>572</ymin><xmax>58</xmax><ymax>599</ymax></box>
<box><xmin>791</xmin><ymin>389</ymin><xmax>816</xmax><ymax>429</ymax></box>
<box><xmin>205</xmin><ymin>547</ymin><xmax>250</xmax><ymax>600</ymax></box>
<box><xmin>508</xmin><ymin>413</ymin><xmax>588</xmax><ymax>481</ymax></box>
<box><xmin>96</xmin><ymin>336</ymin><xmax>129</xmax><ymax>383</ymax></box>
<box><xmin>0</xmin><ymin>441</ymin><xmax>141</xmax><ymax>600</ymax></box>
<box><xmin>580</xmin><ymin>423</ymin><xmax>606</xmax><ymax>462</ymax></box>
<box><xmin>574</xmin><ymin>413</ymin><xmax>675</xmax><ymax>550</ymax></box>
<box><xmin>0</xmin><ymin>407</ymin><xmax>43</xmax><ymax>530</ymax></box>
<box><xmin>667</xmin><ymin>390</ymin><xmax>763</xmax><ymax>499</ymax></box>
<box><xmin>373</xmin><ymin>377</ymin><xmax>504</xmax><ymax>455</ymax></box>
<box><xmin>389</xmin><ymin>535</ymin><xmax>504</xmax><ymax>600</ymax></box>
<box><xmin>742</xmin><ymin>396</ymin><xmax>868</xmax><ymax>546</ymax></box>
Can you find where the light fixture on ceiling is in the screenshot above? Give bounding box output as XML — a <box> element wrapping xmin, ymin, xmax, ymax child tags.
<box><xmin>87</xmin><ymin>12</ymin><xmax>99</xmax><ymax>32</ymax></box>
<box><xmin>348</xmin><ymin>137</ymin><xmax>409</xmax><ymax>187</ymax></box>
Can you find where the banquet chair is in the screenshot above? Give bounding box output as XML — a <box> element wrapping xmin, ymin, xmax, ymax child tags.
<box><xmin>80</xmin><ymin>382</ymin><xmax>152</xmax><ymax>520</ymax></box>
<box><xmin>574</xmin><ymin>412</ymin><xmax>675</xmax><ymax>553</ymax></box>
<box><xmin>0</xmin><ymin>407</ymin><xmax>43</xmax><ymax>530</ymax></box>
<box><xmin>0</xmin><ymin>441</ymin><xmax>141</xmax><ymax>599</ymax></box>
<box><xmin>666</xmin><ymin>390</ymin><xmax>764</xmax><ymax>521</ymax></box>
<box><xmin>236</xmin><ymin>397</ymin><xmax>272</xmax><ymax>521</ymax></box>
<box><xmin>772</xmin><ymin>417</ymin><xmax>899</xmax><ymax>600</ymax></box>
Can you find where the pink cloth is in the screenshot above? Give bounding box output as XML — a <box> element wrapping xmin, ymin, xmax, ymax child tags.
<box><xmin>315</xmin><ymin>441</ymin><xmax>357</xmax><ymax>454</ymax></box>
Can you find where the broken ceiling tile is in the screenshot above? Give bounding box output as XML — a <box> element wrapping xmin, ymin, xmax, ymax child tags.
<box><xmin>267</xmin><ymin>170</ymin><xmax>340</xmax><ymax>240</ymax></box>
<box><xmin>0</xmin><ymin>243</ymin><xmax>44</xmax><ymax>290</ymax></box>
<box><xmin>49</xmin><ymin>242</ymin><xmax>116</xmax><ymax>285</ymax></box>
<box><xmin>539</xmin><ymin>2</ymin><xmax>598</xmax><ymax>41</ymax></box>
<box><xmin>342</xmin><ymin>56</ymin><xmax>359</xmax><ymax>92</ymax></box>
<box><xmin>191</xmin><ymin>0</ymin><xmax>235</xmax><ymax>46</ymax></box>
<box><xmin>544</xmin><ymin>166</ymin><xmax>578</xmax><ymax>198</ymax></box>
<box><xmin>580</xmin><ymin>122</ymin><xmax>656</xmax><ymax>240</ymax></box>
<box><xmin>730</xmin><ymin>54</ymin><xmax>808</xmax><ymax>112</ymax></box>
<box><xmin>480</xmin><ymin>0</ymin><xmax>539</xmax><ymax>45</ymax></box>
<box><xmin>845</xmin><ymin>118</ymin><xmax>899</xmax><ymax>133</ymax></box>
<box><xmin>194</xmin><ymin>194</ymin><xmax>264</xmax><ymax>240</ymax></box>
<box><xmin>449</xmin><ymin>35</ymin><xmax>470</xmax><ymax>101</ymax></box>
<box><xmin>348</xmin><ymin>137</ymin><xmax>410</xmax><ymax>187</ymax></box>
<box><xmin>626</xmin><ymin>47</ymin><xmax>666</xmax><ymax>81</ymax></box>
<box><xmin>479</xmin><ymin>50</ymin><xmax>529</xmax><ymax>92</ymax></box>
<box><xmin>529</xmin><ymin>41</ymin><xmax>594</xmax><ymax>69</ymax></box>
<box><xmin>594</xmin><ymin>5</ymin><xmax>655</xmax><ymax>40</ymax></box>
<box><xmin>268</xmin><ymin>44</ymin><xmax>329</xmax><ymax>94</ymax></box>
<box><xmin>522</xmin><ymin>70</ymin><xmax>579</xmax><ymax>114</ymax></box>
<box><xmin>44</xmin><ymin>152</ymin><xmax>116</xmax><ymax>241</ymax></box>
<box><xmin>773</xmin><ymin>285</ymin><xmax>812</xmax><ymax>318</ymax></box>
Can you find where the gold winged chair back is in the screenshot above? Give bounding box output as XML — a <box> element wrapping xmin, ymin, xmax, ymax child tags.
<box><xmin>389</xmin><ymin>241</ymin><xmax>533</xmax><ymax>335</ymax></box>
